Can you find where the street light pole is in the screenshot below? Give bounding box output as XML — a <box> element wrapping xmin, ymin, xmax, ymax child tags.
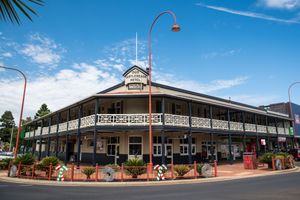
<box><xmin>288</xmin><ymin>81</ymin><xmax>300</xmax><ymax>148</ymax></box>
<box><xmin>148</xmin><ymin>11</ymin><xmax>180</xmax><ymax>169</ymax></box>
<box><xmin>0</xmin><ymin>66</ymin><xmax>27</xmax><ymax>158</ymax></box>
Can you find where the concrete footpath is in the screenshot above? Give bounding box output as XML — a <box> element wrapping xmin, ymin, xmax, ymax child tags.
<box><xmin>0</xmin><ymin>163</ymin><xmax>299</xmax><ymax>187</ymax></box>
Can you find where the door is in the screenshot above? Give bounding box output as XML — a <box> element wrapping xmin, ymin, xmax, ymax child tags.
<box><xmin>114</xmin><ymin>145</ymin><xmax>119</xmax><ymax>164</ymax></box>
<box><xmin>128</xmin><ymin>136</ymin><xmax>143</xmax><ymax>160</ymax></box>
<box><xmin>165</xmin><ymin>144</ymin><xmax>173</xmax><ymax>164</ymax></box>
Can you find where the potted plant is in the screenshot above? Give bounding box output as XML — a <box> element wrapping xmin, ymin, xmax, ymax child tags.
<box><xmin>124</xmin><ymin>158</ymin><xmax>146</xmax><ymax>178</ymax></box>
<box><xmin>174</xmin><ymin>165</ymin><xmax>190</xmax><ymax>178</ymax></box>
<box><xmin>82</xmin><ymin>167</ymin><xmax>96</xmax><ymax>180</ymax></box>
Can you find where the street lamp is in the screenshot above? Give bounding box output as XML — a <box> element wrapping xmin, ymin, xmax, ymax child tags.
<box><xmin>288</xmin><ymin>81</ymin><xmax>300</xmax><ymax>148</ymax></box>
<box><xmin>0</xmin><ymin>66</ymin><xmax>27</xmax><ymax>158</ymax></box>
<box><xmin>148</xmin><ymin>11</ymin><xmax>180</xmax><ymax>168</ymax></box>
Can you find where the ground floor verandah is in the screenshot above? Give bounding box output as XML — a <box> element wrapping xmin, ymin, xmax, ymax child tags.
<box><xmin>22</xmin><ymin>130</ymin><xmax>294</xmax><ymax>166</ymax></box>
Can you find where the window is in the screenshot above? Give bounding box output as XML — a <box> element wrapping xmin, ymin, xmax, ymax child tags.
<box><xmin>129</xmin><ymin>136</ymin><xmax>142</xmax><ymax>156</ymax></box>
<box><xmin>153</xmin><ymin>136</ymin><xmax>162</xmax><ymax>156</ymax></box>
<box><xmin>107</xmin><ymin>136</ymin><xmax>119</xmax><ymax>156</ymax></box>
<box><xmin>180</xmin><ymin>138</ymin><xmax>196</xmax><ymax>156</ymax></box>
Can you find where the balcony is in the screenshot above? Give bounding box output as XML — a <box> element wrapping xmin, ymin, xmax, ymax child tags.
<box><xmin>277</xmin><ymin>127</ymin><xmax>285</xmax><ymax>135</ymax></box>
<box><xmin>24</xmin><ymin>113</ymin><xmax>283</xmax><ymax>138</ymax></box>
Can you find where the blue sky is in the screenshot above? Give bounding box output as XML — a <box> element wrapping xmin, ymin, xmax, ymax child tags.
<box><xmin>0</xmin><ymin>0</ymin><xmax>300</xmax><ymax>119</ymax></box>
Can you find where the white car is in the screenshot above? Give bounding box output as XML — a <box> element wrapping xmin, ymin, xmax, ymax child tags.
<box><xmin>0</xmin><ymin>152</ymin><xmax>14</xmax><ymax>160</ymax></box>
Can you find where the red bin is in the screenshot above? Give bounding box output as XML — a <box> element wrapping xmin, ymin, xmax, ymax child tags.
<box><xmin>243</xmin><ymin>152</ymin><xmax>257</xmax><ymax>169</ymax></box>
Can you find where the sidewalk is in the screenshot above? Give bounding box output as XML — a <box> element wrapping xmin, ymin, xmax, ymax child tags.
<box><xmin>1</xmin><ymin>163</ymin><xmax>298</xmax><ymax>187</ymax></box>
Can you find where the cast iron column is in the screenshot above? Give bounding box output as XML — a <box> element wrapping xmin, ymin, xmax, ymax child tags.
<box><xmin>161</xmin><ymin>97</ymin><xmax>166</xmax><ymax>165</ymax></box>
<box><xmin>188</xmin><ymin>101</ymin><xmax>193</xmax><ymax>164</ymax></box>
<box><xmin>76</xmin><ymin>105</ymin><xmax>82</xmax><ymax>168</ymax></box>
<box><xmin>93</xmin><ymin>98</ymin><xmax>99</xmax><ymax>166</ymax></box>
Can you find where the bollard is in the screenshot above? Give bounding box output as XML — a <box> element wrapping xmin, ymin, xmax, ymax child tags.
<box><xmin>32</xmin><ymin>164</ymin><xmax>35</xmax><ymax>179</ymax></box>
<box><xmin>281</xmin><ymin>159</ymin><xmax>285</xmax><ymax>170</ymax></box>
<box><xmin>95</xmin><ymin>163</ymin><xmax>99</xmax><ymax>182</ymax></box>
<box><xmin>121</xmin><ymin>163</ymin><xmax>124</xmax><ymax>182</ymax></box>
<box><xmin>7</xmin><ymin>161</ymin><xmax>11</xmax><ymax>177</ymax></box>
<box><xmin>214</xmin><ymin>160</ymin><xmax>218</xmax><ymax>177</ymax></box>
<box><xmin>272</xmin><ymin>157</ymin><xmax>275</xmax><ymax>171</ymax></box>
<box><xmin>17</xmin><ymin>162</ymin><xmax>21</xmax><ymax>177</ymax></box>
<box><xmin>71</xmin><ymin>163</ymin><xmax>74</xmax><ymax>181</ymax></box>
<box><xmin>48</xmin><ymin>163</ymin><xmax>53</xmax><ymax>181</ymax></box>
<box><xmin>171</xmin><ymin>162</ymin><xmax>174</xmax><ymax>180</ymax></box>
<box><xmin>194</xmin><ymin>161</ymin><xmax>197</xmax><ymax>179</ymax></box>
<box><xmin>147</xmin><ymin>163</ymin><xmax>149</xmax><ymax>181</ymax></box>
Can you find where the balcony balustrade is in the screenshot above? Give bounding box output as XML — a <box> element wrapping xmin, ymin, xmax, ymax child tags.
<box><xmin>285</xmin><ymin>128</ymin><xmax>290</xmax><ymax>135</ymax></box>
<box><xmin>68</xmin><ymin>119</ymin><xmax>79</xmax><ymax>130</ymax></box>
<box><xmin>191</xmin><ymin>117</ymin><xmax>211</xmax><ymax>129</ymax></box>
<box><xmin>212</xmin><ymin>119</ymin><xmax>229</xmax><ymax>130</ymax></box>
<box><xmin>245</xmin><ymin>123</ymin><xmax>256</xmax><ymax>132</ymax></box>
<box><xmin>164</xmin><ymin>114</ymin><xmax>189</xmax><ymax>127</ymax></box>
<box><xmin>267</xmin><ymin>126</ymin><xmax>277</xmax><ymax>134</ymax></box>
<box><xmin>277</xmin><ymin>127</ymin><xmax>285</xmax><ymax>135</ymax></box>
<box><xmin>257</xmin><ymin>125</ymin><xmax>267</xmax><ymax>133</ymax></box>
<box><xmin>81</xmin><ymin>115</ymin><xmax>95</xmax><ymax>128</ymax></box>
<box><xmin>58</xmin><ymin>122</ymin><xmax>68</xmax><ymax>132</ymax></box>
<box><xmin>24</xmin><ymin>113</ymin><xmax>283</xmax><ymax>136</ymax></box>
<box><xmin>229</xmin><ymin>121</ymin><xmax>244</xmax><ymax>131</ymax></box>
<box><xmin>97</xmin><ymin>113</ymin><xmax>163</xmax><ymax>126</ymax></box>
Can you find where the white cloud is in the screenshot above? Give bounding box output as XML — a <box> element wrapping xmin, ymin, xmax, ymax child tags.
<box><xmin>201</xmin><ymin>49</ymin><xmax>241</xmax><ymax>60</ymax></box>
<box><xmin>1</xmin><ymin>52</ymin><xmax>12</xmax><ymax>58</ymax></box>
<box><xmin>196</xmin><ymin>3</ymin><xmax>300</xmax><ymax>24</ymax></box>
<box><xmin>225</xmin><ymin>94</ymin><xmax>279</xmax><ymax>106</ymax></box>
<box><xmin>0</xmin><ymin>64</ymin><xmax>120</xmax><ymax>120</ymax></box>
<box><xmin>20</xmin><ymin>33</ymin><xmax>65</xmax><ymax>68</ymax></box>
<box><xmin>258</xmin><ymin>0</ymin><xmax>300</xmax><ymax>10</ymax></box>
<box><xmin>154</xmin><ymin>71</ymin><xmax>249</xmax><ymax>93</ymax></box>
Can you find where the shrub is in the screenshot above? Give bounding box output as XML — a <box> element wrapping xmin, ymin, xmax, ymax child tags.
<box><xmin>174</xmin><ymin>165</ymin><xmax>190</xmax><ymax>177</ymax></box>
<box><xmin>276</xmin><ymin>152</ymin><xmax>288</xmax><ymax>158</ymax></box>
<box><xmin>13</xmin><ymin>153</ymin><xmax>35</xmax><ymax>165</ymax></box>
<box><xmin>196</xmin><ymin>164</ymin><xmax>204</xmax><ymax>176</ymax></box>
<box><xmin>0</xmin><ymin>158</ymin><xmax>13</xmax><ymax>170</ymax></box>
<box><xmin>36</xmin><ymin>156</ymin><xmax>60</xmax><ymax>175</ymax></box>
<box><xmin>82</xmin><ymin>167</ymin><xmax>96</xmax><ymax>180</ymax></box>
<box><xmin>258</xmin><ymin>152</ymin><xmax>274</xmax><ymax>168</ymax></box>
<box><xmin>124</xmin><ymin>158</ymin><xmax>146</xmax><ymax>178</ymax></box>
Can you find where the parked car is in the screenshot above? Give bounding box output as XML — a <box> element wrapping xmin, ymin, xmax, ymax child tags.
<box><xmin>0</xmin><ymin>152</ymin><xmax>14</xmax><ymax>160</ymax></box>
<box><xmin>289</xmin><ymin>148</ymin><xmax>300</xmax><ymax>161</ymax></box>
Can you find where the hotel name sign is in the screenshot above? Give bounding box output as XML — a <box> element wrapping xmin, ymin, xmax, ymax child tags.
<box><xmin>124</xmin><ymin>68</ymin><xmax>148</xmax><ymax>90</ymax></box>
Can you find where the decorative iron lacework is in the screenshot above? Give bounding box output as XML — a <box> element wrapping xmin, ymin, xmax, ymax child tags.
<box><xmin>191</xmin><ymin>117</ymin><xmax>211</xmax><ymax>128</ymax></box>
<box><xmin>212</xmin><ymin>119</ymin><xmax>229</xmax><ymax>130</ymax></box>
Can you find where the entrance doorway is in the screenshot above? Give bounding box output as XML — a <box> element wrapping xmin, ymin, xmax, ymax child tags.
<box><xmin>165</xmin><ymin>144</ymin><xmax>173</xmax><ymax>164</ymax></box>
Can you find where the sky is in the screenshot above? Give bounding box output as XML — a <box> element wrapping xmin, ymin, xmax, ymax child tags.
<box><xmin>0</xmin><ymin>0</ymin><xmax>300</xmax><ymax>121</ymax></box>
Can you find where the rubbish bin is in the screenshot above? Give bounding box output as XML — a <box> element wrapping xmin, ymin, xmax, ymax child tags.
<box><xmin>243</xmin><ymin>152</ymin><xmax>257</xmax><ymax>169</ymax></box>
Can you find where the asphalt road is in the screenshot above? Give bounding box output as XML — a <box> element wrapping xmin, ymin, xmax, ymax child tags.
<box><xmin>1</xmin><ymin>169</ymin><xmax>300</xmax><ymax>200</ymax></box>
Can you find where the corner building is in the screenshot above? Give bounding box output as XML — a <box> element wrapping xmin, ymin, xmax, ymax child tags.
<box><xmin>23</xmin><ymin>66</ymin><xmax>294</xmax><ymax>166</ymax></box>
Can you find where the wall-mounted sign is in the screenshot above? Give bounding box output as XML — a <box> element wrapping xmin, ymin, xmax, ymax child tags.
<box><xmin>289</xmin><ymin>127</ymin><xmax>294</xmax><ymax>136</ymax></box>
<box><xmin>260</xmin><ymin>139</ymin><xmax>266</xmax><ymax>146</ymax></box>
<box><xmin>278</xmin><ymin>137</ymin><xmax>286</xmax><ymax>142</ymax></box>
<box><xmin>123</xmin><ymin>66</ymin><xmax>148</xmax><ymax>90</ymax></box>
<box><xmin>295</xmin><ymin>114</ymin><xmax>300</xmax><ymax>124</ymax></box>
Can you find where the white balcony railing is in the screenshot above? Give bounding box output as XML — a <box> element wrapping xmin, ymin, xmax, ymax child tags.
<box><xmin>285</xmin><ymin>128</ymin><xmax>290</xmax><ymax>135</ymax></box>
<box><xmin>50</xmin><ymin>125</ymin><xmax>57</xmax><ymax>134</ymax></box>
<box><xmin>81</xmin><ymin>115</ymin><xmax>95</xmax><ymax>128</ymax></box>
<box><xmin>164</xmin><ymin>114</ymin><xmax>189</xmax><ymax>127</ymax></box>
<box><xmin>97</xmin><ymin>113</ymin><xmax>163</xmax><ymax>126</ymax></box>
<box><xmin>212</xmin><ymin>119</ymin><xmax>229</xmax><ymax>130</ymax></box>
<box><xmin>277</xmin><ymin>127</ymin><xmax>285</xmax><ymax>135</ymax></box>
<box><xmin>267</xmin><ymin>126</ymin><xmax>277</xmax><ymax>134</ymax></box>
<box><xmin>58</xmin><ymin>122</ymin><xmax>68</xmax><ymax>132</ymax></box>
<box><xmin>245</xmin><ymin>123</ymin><xmax>256</xmax><ymax>132</ymax></box>
<box><xmin>42</xmin><ymin>127</ymin><xmax>49</xmax><ymax>135</ymax></box>
<box><xmin>191</xmin><ymin>117</ymin><xmax>211</xmax><ymax>128</ymax></box>
<box><xmin>230</xmin><ymin>121</ymin><xmax>244</xmax><ymax>131</ymax></box>
<box><xmin>68</xmin><ymin>119</ymin><xmax>79</xmax><ymax>130</ymax></box>
<box><xmin>257</xmin><ymin>125</ymin><xmax>267</xmax><ymax>133</ymax></box>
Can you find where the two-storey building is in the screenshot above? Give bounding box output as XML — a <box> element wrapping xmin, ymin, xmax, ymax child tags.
<box><xmin>23</xmin><ymin>66</ymin><xmax>294</xmax><ymax>166</ymax></box>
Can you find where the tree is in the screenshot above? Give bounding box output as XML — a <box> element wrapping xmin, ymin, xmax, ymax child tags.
<box><xmin>34</xmin><ymin>103</ymin><xmax>51</xmax><ymax>119</ymax></box>
<box><xmin>0</xmin><ymin>0</ymin><xmax>44</xmax><ymax>25</ymax></box>
<box><xmin>0</xmin><ymin>110</ymin><xmax>16</xmax><ymax>143</ymax></box>
<box><xmin>0</xmin><ymin>110</ymin><xmax>15</xmax><ymax>128</ymax></box>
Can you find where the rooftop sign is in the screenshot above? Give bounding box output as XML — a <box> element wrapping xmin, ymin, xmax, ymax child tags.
<box><xmin>123</xmin><ymin>66</ymin><xmax>148</xmax><ymax>90</ymax></box>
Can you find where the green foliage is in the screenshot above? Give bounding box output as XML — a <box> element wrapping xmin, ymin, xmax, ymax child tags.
<box><xmin>34</xmin><ymin>103</ymin><xmax>51</xmax><ymax>119</ymax></box>
<box><xmin>0</xmin><ymin>158</ymin><xmax>13</xmax><ymax>169</ymax></box>
<box><xmin>258</xmin><ymin>152</ymin><xmax>275</xmax><ymax>164</ymax></box>
<box><xmin>81</xmin><ymin>167</ymin><xmax>96</xmax><ymax>179</ymax></box>
<box><xmin>124</xmin><ymin>158</ymin><xmax>146</xmax><ymax>178</ymax></box>
<box><xmin>0</xmin><ymin>0</ymin><xmax>44</xmax><ymax>25</ymax></box>
<box><xmin>196</xmin><ymin>164</ymin><xmax>204</xmax><ymax>175</ymax></box>
<box><xmin>174</xmin><ymin>165</ymin><xmax>190</xmax><ymax>177</ymax></box>
<box><xmin>35</xmin><ymin>156</ymin><xmax>60</xmax><ymax>175</ymax></box>
<box><xmin>0</xmin><ymin>110</ymin><xmax>15</xmax><ymax>128</ymax></box>
<box><xmin>276</xmin><ymin>152</ymin><xmax>288</xmax><ymax>158</ymax></box>
<box><xmin>13</xmin><ymin>153</ymin><xmax>35</xmax><ymax>165</ymax></box>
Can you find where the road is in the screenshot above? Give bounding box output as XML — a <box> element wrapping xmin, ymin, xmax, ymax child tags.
<box><xmin>1</xmin><ymin>169</ymin><xmax>299</xmax><ymax>200</ymax></box>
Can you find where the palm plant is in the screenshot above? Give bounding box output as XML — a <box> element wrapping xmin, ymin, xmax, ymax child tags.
<box><xmin>0</xmin><ymin>0</ymin><xmax>44</xmax><ymax>25</ymax></box>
